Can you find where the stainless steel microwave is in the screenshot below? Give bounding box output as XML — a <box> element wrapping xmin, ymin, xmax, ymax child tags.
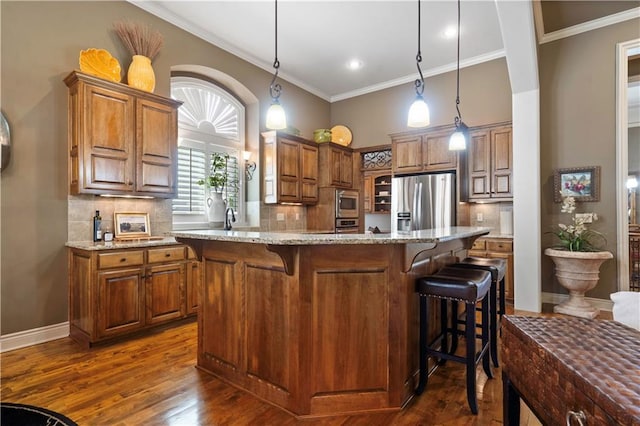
<box><xmin>336</xmin><ymin>189</ymin><xmax>359</xmax><ymax>218</ymax></box>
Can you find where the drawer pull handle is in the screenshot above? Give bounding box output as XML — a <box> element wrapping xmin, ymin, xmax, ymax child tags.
<box><xmin>566</xmin><ymin>410</ymin><xmax>586</xmax><ymax>426</ymax></box>
<box><xmin>120</xmin><ymin>258</ymin><xmax>127</xmax><ymax>262</ymax></box>
<box><xmin>165</xmin><ymin>253</ymin><xmax>171</xmax><ymax>257</ymax></box>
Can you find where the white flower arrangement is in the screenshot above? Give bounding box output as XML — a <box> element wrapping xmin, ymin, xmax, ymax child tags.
<box><xmin>549</xmin><ymin>193</ymin><xmax>606</xmax><ymax>252</ymax></box>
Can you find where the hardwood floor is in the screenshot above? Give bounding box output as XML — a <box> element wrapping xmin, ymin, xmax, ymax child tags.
<box><xmin>2</xmin><ymin>307</ymin><xmax>604</xmax><ymax>425</ymax></box>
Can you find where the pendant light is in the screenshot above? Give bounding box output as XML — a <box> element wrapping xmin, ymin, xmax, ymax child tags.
<box><xmin>407</xmin><ymin>0</ymin><xmax>430</xmax><ymax>128</ymax></box>
<box><xmin>449</xmin><ymin>0</ymin><xmax>468</xmax><ymax>150</ymax></box>
<box><xmin>266</xmin><ymin>0</ymin><xmax>287</xmax><ymax>130</ymax></box>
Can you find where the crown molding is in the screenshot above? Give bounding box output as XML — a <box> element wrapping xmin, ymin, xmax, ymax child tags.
<box><xmin>539</xmin><ymin>7</ymin><xmax>640</xmax><ymax>44</ymax></box>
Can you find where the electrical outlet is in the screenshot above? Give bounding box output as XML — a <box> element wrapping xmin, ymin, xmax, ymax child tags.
<box><xmin>276</xmin><ymin>213</ymin><xmax>285</xmax><ymax>221</ymax></box>
<box><xmin>575</xmin><ymin>213</ymin><xmax>593</xmax><ymax>223</ymax></box>
<box><xmin>476</xmin><ymin>212</ymin><xmax>484</xmax><ymax>222</ymax></box>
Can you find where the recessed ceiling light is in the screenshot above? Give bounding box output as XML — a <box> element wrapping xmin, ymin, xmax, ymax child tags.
<box><xmin>347</xmin><ymin>59</ymin><xmax>363</xmax><ymax>71</ymax></box>
<box><xmin>443</xmin><ymin>26</ymin><xmax>457</xmax><ymax>39</ymax></box>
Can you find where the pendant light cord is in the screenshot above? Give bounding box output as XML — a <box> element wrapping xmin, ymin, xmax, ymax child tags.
<box><xmin>269</xmin><ymin>0</ymin><xmax>282</xmax><ymax>101</ymax></box>
<box><xmin>414</xmin><ymin>0</ymin><xmax>424</xmax><ymax>96</ymax></box>
<box><xmin>454</xmin><ymin>0</ymin><xmax>462</xmax><ymax>126</ymax></box>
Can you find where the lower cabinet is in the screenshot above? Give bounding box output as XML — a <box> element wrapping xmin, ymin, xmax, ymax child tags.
<box><xmin>468</xmin><ymin>237</ymin><xmax>514</xmax><ymax>302</ymax></box>
<box><xmin>69</xmin><ymin>244</ymin><xmax>197</xmax><ymax>347</ymax></box>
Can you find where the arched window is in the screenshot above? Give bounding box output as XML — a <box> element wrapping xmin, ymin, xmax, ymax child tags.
<box><xmin>171</xmin><ymin>75</ymin><xmax>246</xmax><ymax>228</ymax></box>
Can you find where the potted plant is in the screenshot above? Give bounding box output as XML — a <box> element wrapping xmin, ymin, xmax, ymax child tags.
<box><xmin>545</xmin><ymin>193</ymin><xmax>613</xmax><ymax>318</ymax></box>
<box><xmin>197</xmin><ymin>153</ymin><xmax>229</xmax><ymax>226</ymax></box>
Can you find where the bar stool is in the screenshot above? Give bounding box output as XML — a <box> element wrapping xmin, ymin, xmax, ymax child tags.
<box><xmin>448</xmin><ymin>257</ymin><xmax>506</xmax><ymax>368</ymax></box>
<box><xmin>415</xmin><ymin>267</ymin><xmax>493</xmax><ymax>414</ymax></box>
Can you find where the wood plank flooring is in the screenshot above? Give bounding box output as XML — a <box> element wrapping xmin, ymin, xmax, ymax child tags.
<box><xmin>1</xmin><ymin>307</ymin><xmax>592</xmax><ymax>425</ymax></box>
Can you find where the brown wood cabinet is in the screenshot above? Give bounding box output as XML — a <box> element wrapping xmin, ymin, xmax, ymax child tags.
<box><xmin>262</xmin><ymin>131</ymin><xmax>318</xmax><ymax>204</ymax></box>
<box><xmin>468</xmin><ymin>123</ymin><xmax>513</xmax><ymax>201</ymax></box>
<box><xmin>318</xmin><ymin>143</ymin><xmax>353</xmax><ymax>188</ymax></box>
<box><xmin>364</xmin><ymin>172</ymin><xmax>392</xmax><ymax>214</ymax></box>
<box><xmin>64</xmin><ymin>71</ymin><xmax>182</xmax><ymax>198</ymax></box>
<box><xmin>468</xmin><ymin>236</ymin><xmax>514</xmax><ymax>302</ymax></box>
<box><xmin>392</xmin><ymin>128</ymin><xmax>457</xmax><ymax>174</ymax></box>
<box><xmin>68</xmin><ymin>244</ymin><xmax>196</xmax><ymax>347</ymax></box>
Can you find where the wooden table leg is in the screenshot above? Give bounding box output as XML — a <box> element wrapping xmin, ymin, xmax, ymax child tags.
<box><xmin>502</xmin><ymin>372</ymin><xmax>520</xmax><ymax>425</ymax></box>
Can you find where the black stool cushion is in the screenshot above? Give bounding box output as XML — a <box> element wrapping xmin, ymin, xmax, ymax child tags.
<box><xmin>416</xmin><ymin>267</ymin><xmax>491</xmax><ymax>302</ymax></box>
<box><xmin>458</xmin><ymin>257</ymin><xmax>506</xmax><ymax>281</ymax></box>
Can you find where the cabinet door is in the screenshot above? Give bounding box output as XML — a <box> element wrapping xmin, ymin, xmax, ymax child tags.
<box><xmin>340</xmin><ymin>150</ymin><xmax>353</xmax><ymax>187</ymax></box>
<box><xmin>97</xmin><ymin>267</ymin><xmax>144</xmax><ymax>338</ymax></box>
<box><xmin>490</xmin><ymin>126</ymin><xmax>513</xmax><ymax>198</ymax></box>
<box><xmin>300</xmin><ymin>144</ymin><xmax>318</xmax><ymax>203</ymax></box>
<box><xmin>136</xmin><ymin>98</ymin><xmax>177</xmax><ymax>197</ymax></box>
<box><xmin>423</xmin><ymin>132</ymin><xmax>457</xmax><ymax>171</ymax></box>
<box><xmin>468</xmin><ymin>130</ymin><xmax>491</xmax><ymax>199</ymax></box>
<box><xmin>392</xmin><ymin>137</ymin><xmax>423</xmax><ymax>174</ymax></box>
<box><xmin>82</xmin><ymin>84</ymin><xmax>135</xmax><ymax>193</ymax></box>
<box><xmin>487</xmin><ymin>252</ymin><xmax>514</xmax><ymax>302</ymax></box>
<box><xmin>278</xmin><ymin>139</ymin><xmax>301</xmax><ymax>202</ymax></box>
<box><xmin>363</xmin><ymin>174</ymin><xmax>373</xmax><ymax>213</ymax></box>
<box><xmin>145</xmin><ymin>262</ymin><xmax>185</xmax><ymax>325</ymax></box>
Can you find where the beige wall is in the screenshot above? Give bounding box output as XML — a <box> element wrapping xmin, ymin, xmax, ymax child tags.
<box><xmin>539</xmin><ymin>18</ymin><xmax>640</xmax><ymax>299</ymax></box>
<box><xmin>331</xmin><ymin>58</ymin><xmax>513</xmax><ymax>148</ymax></box>
<box><xmin>0</xmin><ymin>0</ymin><xmax>329</xmax><ymax>335</ymax></box>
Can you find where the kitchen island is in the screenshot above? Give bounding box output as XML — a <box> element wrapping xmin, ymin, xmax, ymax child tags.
<box><xmin>173</xmin><ymin>227</ymin><xmax>489</xmax><ymax>418</ymax></box>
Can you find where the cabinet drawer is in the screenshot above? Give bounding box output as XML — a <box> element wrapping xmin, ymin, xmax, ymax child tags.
<box><xmin>148</xmin><ymin>246</ymin><xmax>185</xmax><ymax>264</ymax></box>
<box><xmin>98</xmin><ymin>251</ymin><xmax>144</xmax><ymax>269</ymax></box>
<box><xmin>486</xmin><ymin>240</ymin><xmax>513</xmax><ymax>252</ymax></box>
<box><xmin>471</xmin><ymin>239</ymin><xmax>486</xmax><ymax>250</ymax></box>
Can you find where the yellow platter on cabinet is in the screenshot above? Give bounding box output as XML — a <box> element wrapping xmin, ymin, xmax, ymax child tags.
<box><xmin>79</xmin><ymin>48</ymin><xmax>122</xmax><ymax>83</ymax></box>
<box><xmin>331</xmin><ymin>125</ymin><xmax>352</xmax><ymax>146</ymax></box>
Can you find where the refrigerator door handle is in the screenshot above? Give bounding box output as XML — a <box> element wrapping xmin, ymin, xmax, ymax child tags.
<box><xmin>412</xmin><ymin>181</ymin><xmax>419</xmax><ymax>231</ymax></box>
<box><xmin>416</xmin><ymin>182</ymin><xmax>423</xmax><ymax>230</ymax></box>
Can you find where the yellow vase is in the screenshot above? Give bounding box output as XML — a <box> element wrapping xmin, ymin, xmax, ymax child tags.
<box><xmin>127</xmin><ymin>55</ymin><xmax>155</xmax><ymax>92</ymax></box>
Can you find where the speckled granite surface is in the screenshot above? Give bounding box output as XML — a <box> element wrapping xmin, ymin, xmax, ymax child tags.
<box><xmin>171</xmin><ymin>226</ymin><xmax>490</xmax><ymax>246</ymax></box>
<box><xmin>66</xmin><ymin>237</ymin><xmax>179</xmax><ymax>251</ymax></box>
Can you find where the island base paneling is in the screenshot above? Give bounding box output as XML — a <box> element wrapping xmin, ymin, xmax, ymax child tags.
<box><xmin>188</xmin><ymin>238</ymin><xmax>473</xmax><ymax>418</ymax></box>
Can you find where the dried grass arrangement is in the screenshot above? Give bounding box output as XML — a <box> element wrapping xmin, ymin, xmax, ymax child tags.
<box><xmin>114</xmin><ymin>21</ymin><xmax>163</xmax><ymax>61</ymax></box>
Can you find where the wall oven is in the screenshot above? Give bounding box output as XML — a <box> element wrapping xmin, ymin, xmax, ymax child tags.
<box><xmin>335</xmin><ymin>218</ymin><xmax>359</xmax><ymax>234</ymax></box>
<box><xmin>336</xmin><ymin>189</ymin><xmax>359</xmax><ymax>219</ymax></box>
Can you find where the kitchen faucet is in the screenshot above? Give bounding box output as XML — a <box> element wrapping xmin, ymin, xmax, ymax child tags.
<box><xmin>224</xmin><ymin>207</ymin><xmax>236</xmax><ymax>230</ymax></box>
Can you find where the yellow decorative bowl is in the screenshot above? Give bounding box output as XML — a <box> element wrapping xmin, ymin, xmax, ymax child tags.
<box><xmin>79</xmin><ymin>48</ymin><xmax>122</xmax><ymax>83</ymax></box>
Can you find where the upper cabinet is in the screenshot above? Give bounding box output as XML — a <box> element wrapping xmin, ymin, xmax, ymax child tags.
<box><xmin>64</xmin><ymin>71</ymin><xmax>182</xmax><ymax>198</ymax></box>
<box><xmin>318</xmin><ymin>143</ymin><xmax>353</xmax><ymax>188</ymax></box>
<box><xmin>468</xmin><ymin>123</ymin><xmax>513</xmax><ymax>201</ymax></box>
<box><xmin>392</xmin><ymin>128</ymin><xmax>457</xmax><ymax>174</ymax></box>
<box><xmin>262</xmin><ymin>131</ymin><xmax>319</xmax><ymax>204</ymax></box>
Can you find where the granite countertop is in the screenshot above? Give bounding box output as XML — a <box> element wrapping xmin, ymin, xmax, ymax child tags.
<box><xmin>171</xmin><ymin>226</ymin><xmax>490</xmax><ymax>246</ymax></box>
<box><xmin>66</xmin><ymin>237</ymin><xmax>179</xmax><ymax>251</ymax></box>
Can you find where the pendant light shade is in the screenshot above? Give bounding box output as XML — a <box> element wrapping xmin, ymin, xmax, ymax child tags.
<box><xmin>266</xmin><ymin>0</ymin><xmax>287</xmax><ymax>130</ymax></box>
<box><xmin>407</xmin><ymin>0</ymin><xmax>430</xmax><ymax>128</ymax></box>
<box><xmin>408</xmin><ymin>95</ymin><xmax>430</xmax><ymax>128</ymax></box>
<box><xmin>266</xmin><ymin>101</ymin><xmax>286</xmax><ymax>130</ymax></box>
<box><xmin>449</xmin><ymin>0</ymin><xmax>467</xmax><ymax>150</ymax></box>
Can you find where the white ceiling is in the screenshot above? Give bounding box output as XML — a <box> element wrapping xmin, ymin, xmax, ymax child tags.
<box><xmin>130</xmin><ymin>0</ymin><xmax>506</xmax><ymax>102</ymax></box>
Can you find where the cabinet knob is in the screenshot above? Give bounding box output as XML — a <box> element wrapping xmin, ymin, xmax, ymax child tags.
<box><xmin>566</xmin><ymin>410</ymin><xmax>586</xmax><ymax>426</ymax></box>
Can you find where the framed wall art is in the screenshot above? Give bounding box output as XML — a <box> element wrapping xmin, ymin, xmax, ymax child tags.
<box><xmin>553</xmin><ymin>166</ymin><xmax>601</xmax><ymax>202</ymax></box>
<box><xmin>114</xmin><ymin>212</ymin><xmax>151</xmax><ymax>239</ymax></box>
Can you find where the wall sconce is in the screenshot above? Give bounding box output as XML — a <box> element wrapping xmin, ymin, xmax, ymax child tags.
<box><xmin>244</xmin><ymin>151</ymin><xmax>256</xmax><ymax>181</ymax></box>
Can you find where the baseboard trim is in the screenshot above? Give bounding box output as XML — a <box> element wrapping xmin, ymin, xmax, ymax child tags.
<box><xmin>542</xmin><ymin>292</ymin><xmax>613</xmax><ymax>312</ymax></box>
<box><xmin>0</xmin><ymin>322</ymin><xmax>69</xmax><ymax>353</ymax></box>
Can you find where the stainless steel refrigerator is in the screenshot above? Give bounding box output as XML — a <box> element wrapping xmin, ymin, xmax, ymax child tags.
<box><xmin>391</xmin><ymin>173</ymin><xmax>456</xmax><ymax>232</ymax></box>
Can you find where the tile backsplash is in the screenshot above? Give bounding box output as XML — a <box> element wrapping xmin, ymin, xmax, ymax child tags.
<box><xmin>68</xmin><ymin>195</ymin><xmax>173</xmax><ymax>242</ymax></box>
<box><xmin>468</xmin><ymin>202</ymin><xmax>513</xmax><ymax>234</ymax></box>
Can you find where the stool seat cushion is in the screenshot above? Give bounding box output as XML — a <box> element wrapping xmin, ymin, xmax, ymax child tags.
<box><xmin>416</xmin><ymin>267</ymin><xmax>491</xmax><ymax>302</ymax></box>
<box><xmin>459</xmin><ymin>257</ymin><xmax>506</xmax><ymax>281</ymax></box>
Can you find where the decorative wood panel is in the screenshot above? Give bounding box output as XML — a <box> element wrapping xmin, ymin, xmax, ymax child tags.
<box><xmin>145</xmin><ymin>262</ymin><xmax>185</xmax><ymax>325</ymax></box>
<box><xmin>201</xmin><ymin>257</ymin><xmax>241</xmax><ymax>371</ymax></box>
<box><xmin>246</xmin><ymin>264</ymin><xmax>292</xmax><ymax>393</ymax></box>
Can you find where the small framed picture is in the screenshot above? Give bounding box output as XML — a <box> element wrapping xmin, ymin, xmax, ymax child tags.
<box><xmin>114</xmin><ymin>212</ymin><xmax>151</xmax><ymax>239</ymax></box>
<box><xmin>553</xmin><ymin>166</ymin><xmax>601</xmax><ymax>202</ymax></box>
